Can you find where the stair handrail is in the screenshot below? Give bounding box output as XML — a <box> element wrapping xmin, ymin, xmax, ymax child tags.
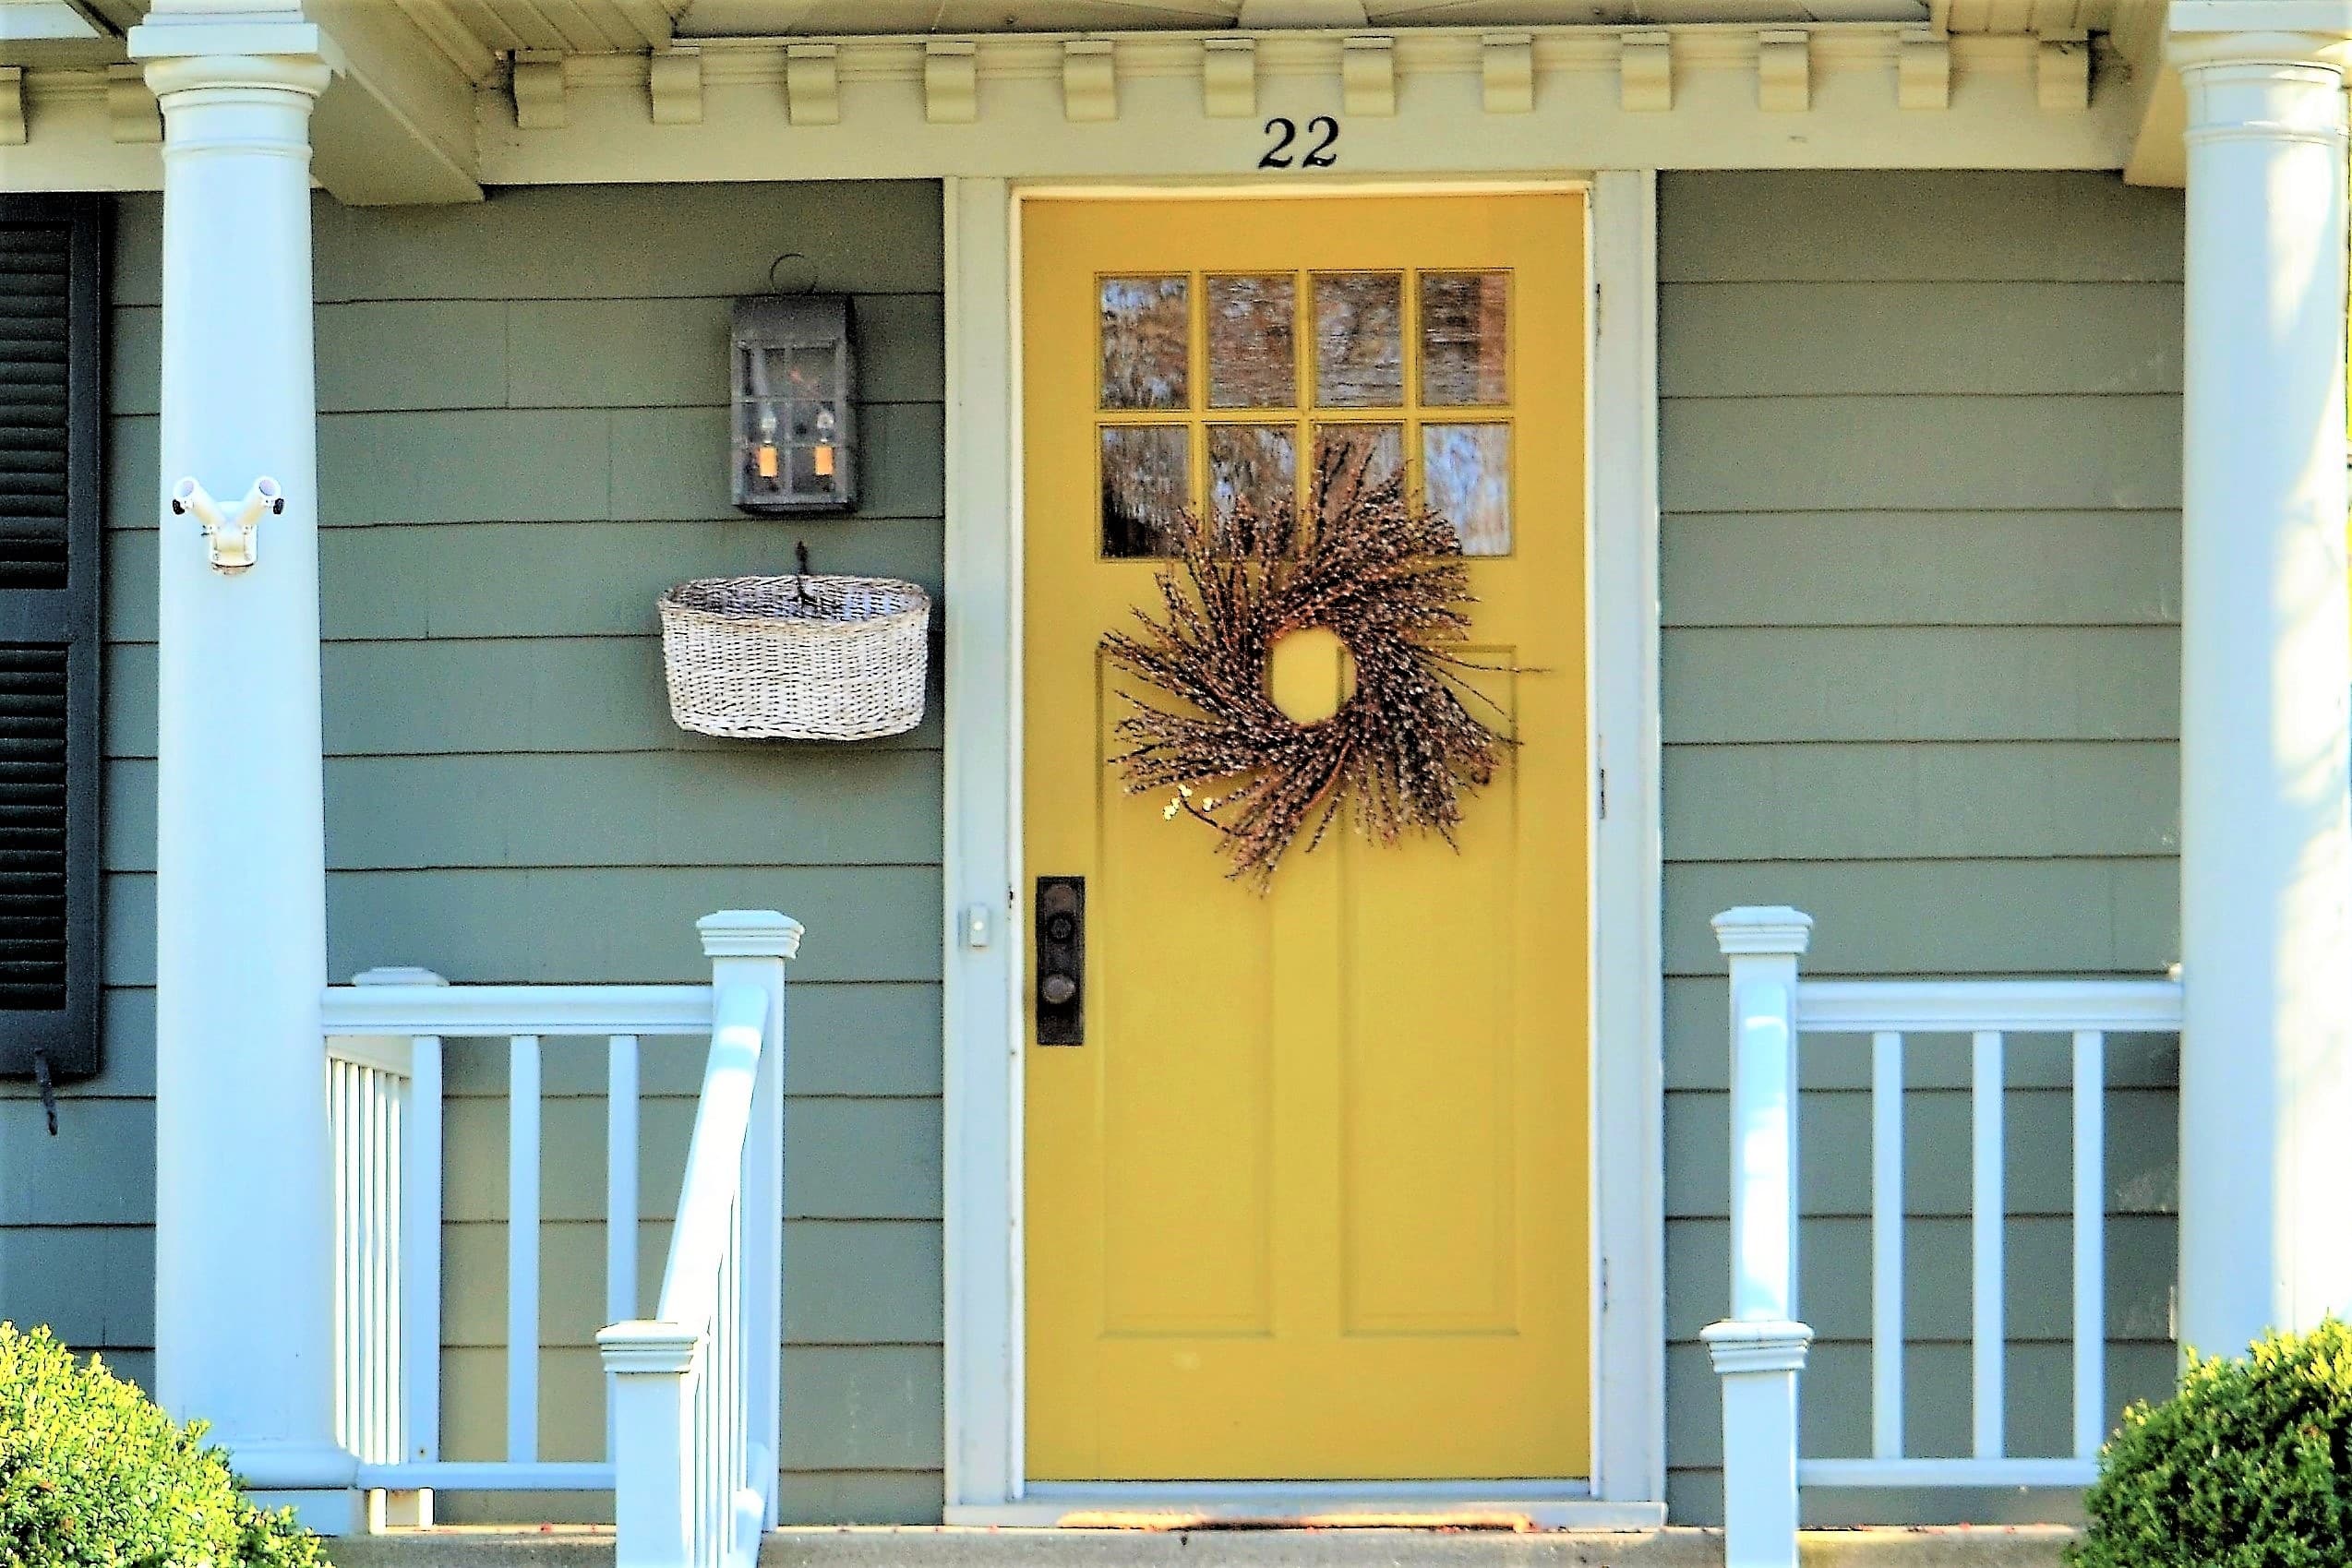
<box><xmin>600</xmin><ymin>911</ymin><xmax>800</xmax><ymax>1568</ymax></box>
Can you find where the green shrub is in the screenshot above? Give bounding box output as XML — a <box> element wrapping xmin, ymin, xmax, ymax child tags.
<box><xmin>2071</xmin><ymin>1319</ymin><xmax>2352</xmax><ymax>1568</ymax></box>
<box><xmin>0</xmin><ymin>1322</ymin><xmax>328</xmax><ymax>1567</ymax></box>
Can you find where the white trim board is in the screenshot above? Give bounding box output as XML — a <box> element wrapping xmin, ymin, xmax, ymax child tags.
<box><xmin>3</xmin><ymin>25</ymin><xmax>2135</xmax><ymax>196</ymax></box>
<box><xmin>938</xmin><ymin>171</ymin><xmax>1666</xmax><ymax>1519</ymax></box>
<box><xmin>972</xmin><ymin>1483</ymin><xmax>1668</xmax><ymax>1531</ymax></box>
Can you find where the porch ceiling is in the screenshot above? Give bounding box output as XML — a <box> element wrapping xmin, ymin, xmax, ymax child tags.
<box><xmin>672</xmin><ymin>0</ymin><xmax>1934</xmax><ymax>36</ymax></box>
<box><xmin>20</xmin><ymin>0</ymin><xmax>2154</xmax><ymax>79</ymax></box>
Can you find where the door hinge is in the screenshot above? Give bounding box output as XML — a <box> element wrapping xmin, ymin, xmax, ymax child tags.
<box><xmin>1598</xmin><ymin>766</ymin><xmax>1608</xmax><ymax>820</ymax></box>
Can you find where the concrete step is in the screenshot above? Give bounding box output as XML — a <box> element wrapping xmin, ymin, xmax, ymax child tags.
<box><xmin>326</xmin><ymin>1525</ymin><xmax>2074</xmax><ymax>1568</ymax></box>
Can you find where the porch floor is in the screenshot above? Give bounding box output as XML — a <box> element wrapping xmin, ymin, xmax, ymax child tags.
<box><xmin>327</xmin><ymin>1525</ymin><xmax>2075</xmax><ymax>1568</ymax></box>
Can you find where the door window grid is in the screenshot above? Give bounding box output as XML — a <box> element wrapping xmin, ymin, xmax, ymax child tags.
<box><xmin>1094</xmin><ymin>268</ymin><xmax>1515</xmax><ymax>558</ymax></box>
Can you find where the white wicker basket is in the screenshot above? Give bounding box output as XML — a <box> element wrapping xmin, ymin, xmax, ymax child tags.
<box><xmin>658</xmin><ymin>574</ymin><xmax>931</xmax><ymax>740</ymax></box>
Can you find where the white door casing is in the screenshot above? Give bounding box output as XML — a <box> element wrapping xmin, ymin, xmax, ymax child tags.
<box><xmin>938</xmin><ymin>170</ymin><xmax>1662</xmax><ymax>1525</ymax></box>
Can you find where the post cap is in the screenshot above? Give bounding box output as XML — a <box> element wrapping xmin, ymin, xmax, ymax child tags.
<box><xmin>1711</xmin><ymin>905</ymin><xmax>1814</xmax><ymax>957</ymax></box>
<box><xmin>595</xmin><ymin>1320</ymin><xmax>702</xmax><ymax>1375</ymax></box>
<box><xmin>697</xmin><ymin>909</ymin><xmax>805</xmax><ymax>960</ymax></box>
<box><xmin>1700</xmin><ymin>1317</ymin><xmax>1814</xmax><ymax>1373</ymax></box>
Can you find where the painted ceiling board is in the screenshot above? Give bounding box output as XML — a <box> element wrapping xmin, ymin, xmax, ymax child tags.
<box><xmin>0</xmin><ymin>1</ymin><xmax>103</xmax><ymax>42</ymax></box>
<box><xmin>440</xmin><ymin>0</ymin><xmax>684</xmax><ymax>50</ymax></box>
<box><xmin>675</xmin><ymin>0</ymin><xmax>1931</xmax><ymax>26</ymax></box>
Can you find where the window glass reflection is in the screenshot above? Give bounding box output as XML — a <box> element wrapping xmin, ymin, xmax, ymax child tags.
<box><xmin>1100</xmin><ymin>276</ymin><xmax>1189</xmax><ymax>410</ymax></box>
<box><xmin>1313</xmin><ymin>273</ymin><xmax>1404</xmax><ymax>408</ymax></box>
<box><xmin>1208</xmin><ymin>276</ymin><xmax>1297</xmax><ymax>409</ymax></box>
<box><xmin>1101</xmin><ymin>425</ymin><xmax>1193</xmax><ymax>557</ymax></box>
<box><xmin>1422</xmin><ymin>423</ymin><xmax>1511</xmax><ymax>556</ymax></box>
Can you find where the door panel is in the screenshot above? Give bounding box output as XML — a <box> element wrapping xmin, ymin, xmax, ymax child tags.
<box><xmin>1023</xmin><ymin>193</ymin><xmax>1590</xmax><ymax>1482</ymax></box>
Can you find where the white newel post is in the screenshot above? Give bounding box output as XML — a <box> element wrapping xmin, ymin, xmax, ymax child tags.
<box><xmin>2169</xmin><ymin>0</ymin><xmax>2352</xmax><ymax>1359</ymax></box>
<box><xmin>126</xmin><ymin>0</ymin><xmax>350</xmax><ymax>1530</ymax></box>
<box><xmin>697</xmin><ymin>910</ymin><xmax>798</xmax><ymax>1533</ymax></box>
<box><xmin>600</xmin><ymin>912</ymin><xmax>799</xmax><ymax>1568</ymax></box>
<box><xmin>599</xmin><ymin>1323</ymin><xmax>700</xmax><ymax>1568</ymax></box>
<box><xmin>1705</xmin><ymin>907</ymin><xmax>1815</xmax><ymax>1568</ymax></box>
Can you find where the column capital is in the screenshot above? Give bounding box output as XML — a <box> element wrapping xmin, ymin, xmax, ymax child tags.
<box><xmin>2170</xmin><ymin>2</ymin><xmax>2352</xmax><ymax>72</ymax></box>
<box><xmin>128</xmin><ymin>3</ymin><xmax>338</xmax><ymax>92</ymax></box>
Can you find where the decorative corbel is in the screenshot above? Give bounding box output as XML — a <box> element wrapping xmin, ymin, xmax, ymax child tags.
<box><xmin>786</xmin><ymin>43</ymin><xmax>840</xmax><ymax>126</ymax></box>
<box><xmin>926</xmin><ymin>40</ymin><xmax>978</xmax><ymax>125</ymax></box>
<box><xmin>2037</xmin><ymin>30</ymin><xmax>2089</xmax><ymax>111</ymax></box>
<box><xmin>1063</xmin><ymin>39</ymin><xmax>1117</xmax><ymax>122</ymax></box>
<box><xmin>512</xmin><ymin>49</ymin><xmax>566</xmax><ymax>129</ymax></box>
<box><xmin>1342</xmin><ymin>35</ymin><xmax>1395</xmax><ymax>116</ymax></box>
<box><xmin>1620</xmin><ymin>30</ymin><xmax>1672</xmax><ymax>113</ymax></box>
<box><xmin>1204</xmin><ymin>36</ymin><xmax>1256</xmax><ymax>118</ymax></box>
<box><xmin>108</xmin><ymin>66</ymin><xmax>162</xmax><ymax>143</ymax></box>
<box><xmin>649</xmin><ymin>45</ymin><xmax>703</xmax><ymax>126</ymax></box>
<box><xmin>1758</xmin><ymin>29</ymin><xmax>1810</xmax><ymax>113</ymax></box>
<box><xmin>172</xmin><ymin>477</ymin><xmax>283</xmax><ymax>576</ymax></box>
<box><xmin>1897</xmin><ymin>30</ymin><xmax>1950</xmax><ymax>110</ymax></box>
<box><xmin>1482</xmin><ymin>32</ymin><xmax>1533</xmax><ymax>114</ymax></box>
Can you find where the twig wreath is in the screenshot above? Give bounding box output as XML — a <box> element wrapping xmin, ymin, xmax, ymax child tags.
<box><xmin>1101</xmin><ymin>451</ymin><xmax>1512</xmax><ymax>888</ymax></box>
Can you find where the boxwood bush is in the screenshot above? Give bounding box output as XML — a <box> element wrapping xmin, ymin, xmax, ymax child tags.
<box><xmin>0</xmin><ymin>1322</ymin><xmax>327</xmax><ymax>1566</ymax></box>
<box><xmin>2071</xmin><ymin>1319</ymin><xmax>2352</xmax><ymax>1568</ymax></box>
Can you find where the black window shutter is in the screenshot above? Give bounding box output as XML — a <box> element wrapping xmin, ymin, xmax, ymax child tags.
<box><xmin>0</xmin><ymin>197</ymin><xmax>102</xmax><ymax>1083</ymax></box>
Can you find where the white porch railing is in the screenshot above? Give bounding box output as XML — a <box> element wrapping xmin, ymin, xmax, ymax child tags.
<box><xmin>1708</xmin><ymin>906</ymin><xmax>2183</xmax><ymax>1568</ymax></box>
<box><xmin>322</xmin><ymin>909</ymin><xmax>799</xmax><ymax>1568</ymax></box>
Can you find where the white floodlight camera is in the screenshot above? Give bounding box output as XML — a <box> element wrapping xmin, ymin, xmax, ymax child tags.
<box><xmin>171</xmin><ymin>476</ymin><xmax>283</xmax><ymax>575</ymax></box>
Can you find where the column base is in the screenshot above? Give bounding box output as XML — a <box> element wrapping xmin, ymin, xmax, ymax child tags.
<box><xmin>246</xmin><ymin>1488</ymin><xmax>364</xmax><ymax>1538</ymax></box>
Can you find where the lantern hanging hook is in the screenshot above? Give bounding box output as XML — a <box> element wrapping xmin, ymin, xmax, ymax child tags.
<box><xmin>767</xmin><ymin>251</ymin><xmax>818</xmax><ymax>296</ymax></box>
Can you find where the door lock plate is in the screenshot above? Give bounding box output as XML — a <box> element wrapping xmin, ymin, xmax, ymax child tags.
<box><xmin>1036</xmin><ymin>876</ymin><xmax>1085</xmax><ymax>1046</ymax></box>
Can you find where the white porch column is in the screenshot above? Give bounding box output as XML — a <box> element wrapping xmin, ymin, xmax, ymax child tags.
<box><xmin>2171</xmin><ymin>0</ymin><xmax>2352</xmax><ymax>1359</ymax></box>
<box><xmin>127</xmin><ymin>1</ymin><xmax>351</xmax><ymax>1529</ymax></box>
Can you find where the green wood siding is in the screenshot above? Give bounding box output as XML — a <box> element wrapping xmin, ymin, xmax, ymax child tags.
<box><xmin>1659</xmin><ymin>170</ymin><xmax>2184</xmax><ymax>1527</ymax></box>
<box><xmin>6</xmin><ymin>171</ymin><xmax>2188</xmax><ymax>1533</ymax></box>
<box><xmin>70</xmin><ymin>182</ymin><xmax>948</xmax><ymax>1524</ymax></box>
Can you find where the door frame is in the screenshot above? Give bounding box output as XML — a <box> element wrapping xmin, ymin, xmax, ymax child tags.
<box><xmin>940</xmin><ymin>172</ymin><xmax>1663</xmax><ymax>1527</ymax></box>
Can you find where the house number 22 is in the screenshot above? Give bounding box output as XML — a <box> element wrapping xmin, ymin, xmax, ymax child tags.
<box><xmin>1260</xmin><ymin>115</ymin><xmax>1340</xmax><ymax>169</ymax></box>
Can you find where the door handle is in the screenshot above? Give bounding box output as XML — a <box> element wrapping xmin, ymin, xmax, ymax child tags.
<box><xmin>1036</xmin><ymin>876</ymin><xmax>1085</xmax><ymax>1046</ymax></box>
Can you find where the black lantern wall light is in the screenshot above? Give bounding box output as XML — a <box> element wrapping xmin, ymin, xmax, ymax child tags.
<box><xmin>731</xmin><ymin>260</ymin><xmax>856</xmax><ymax>514</ymax></box>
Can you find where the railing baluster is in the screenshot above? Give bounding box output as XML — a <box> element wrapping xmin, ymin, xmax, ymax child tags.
<box><xmin>330</xmin><ymin>1060</ymin><xmax>351</xmax><ymax>1451</ymax></box>
<box><xmin>360</xmin><ymin>1068</ymin><xmax>382</xmax><ymax>1463</ymax></box>
<box><xmin>403</xmin><ymin>1035</ymin><xmax>444</xmax><ymax>1468</ymax></box>
<box><xmin>380</xmin><ymin>1074</ymin><xmax>402</xmax><ymax>1467</ymax></box>
<box><xmin>1972</xmin><ymin>1029</ymin><xmax>2005</xmax><ymax>1460</ymax></box>
<box><xmin>607</xmin><ymin>1035</ymin><xmax>642</xmax><ymax>1468</ymax></box>
<box><xmin>509</xmin><ymin>1035</ymin><xmax>543</xmax><ymax>1465</ymax></box>
<box><xmin>1870</xmin><ymin>1029</ymin><xmax>1904</xmax><ymax>1461</ymax></box>
<box><xmin>2072</xmin><ymin>1029</ymin><xmax>2106</xmax><ymax>1461</ymax></box>
<box><xmin>608</xmin><ymin>1035</ymin><xmax>642</xmax><ymax>1325</ymax></box>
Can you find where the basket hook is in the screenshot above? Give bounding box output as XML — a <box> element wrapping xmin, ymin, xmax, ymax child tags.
<box><xmin>795</xmin><ymin>539</ymin><xmax>816</xmax><ymax>607</ymax></box>
<box><xmin>767</xmin><ymin>251</ymin><xmax>818</xmax><ymax>296</ymax></box>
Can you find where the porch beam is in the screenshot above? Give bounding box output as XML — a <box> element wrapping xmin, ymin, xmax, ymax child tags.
<box><xmin>2171</xmin><ymin>0</ymin><xmax>2352</xmax><ymax>1357</ymax></box>
<box><xmin>304</xmin><ymin>0</ymin><xmax>484</xmax><ymax>206</ymax></box>
<box><xmin>480</xmin><ymin>29</ymin><xmax>2142</xmax><ymax>184</ymax></box>
<box><xmin>128</xmin><ymin>0</ymin><xmax>354</xmax><ymax>1533</ymax></box>
<box><xmin>5</xmin><ymin>0</ymin><xmax>483</xmax><ymax>203</ymax></box>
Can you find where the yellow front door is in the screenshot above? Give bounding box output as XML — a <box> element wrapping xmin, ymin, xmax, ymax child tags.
<box><xmin>1022</xmin><ymin>191</ymin><xmax>1590</xmax><ymax>1482</ymax></box>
